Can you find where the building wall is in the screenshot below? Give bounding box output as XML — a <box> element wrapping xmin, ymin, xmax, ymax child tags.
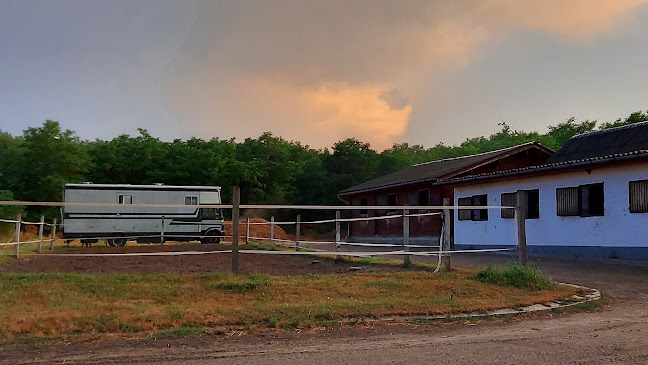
<box><xmin>453</xmin><ymin>161</ymin><xmax>648</xmax><ymax>259</ymax></box>
<box><xmin>346</xmin><ymin>182</ymin><xmax>445</xmax><ymax>244</ymax></box>
<box><xmin>342</xmin><ymin>146</ymin><xmax>550</xmax><ymax>246</ymax></box>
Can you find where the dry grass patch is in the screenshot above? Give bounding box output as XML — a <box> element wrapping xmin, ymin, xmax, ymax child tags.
<box><xmin>0</xmin><ymin>271</ymin><xmax>580</xmax><ymax>343</ymax></box>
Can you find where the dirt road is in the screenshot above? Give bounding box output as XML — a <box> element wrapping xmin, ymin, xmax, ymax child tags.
<box><xmin>3</xmin><ymin>255</ymin><xmax>648</xmax><ymax>364</ymax></box>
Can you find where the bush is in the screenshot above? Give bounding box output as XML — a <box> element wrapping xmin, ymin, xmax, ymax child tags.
<box><xmin>471</xmin><ymin>264</ymin><xmax>554</xmax><ymax>291</ymax></box>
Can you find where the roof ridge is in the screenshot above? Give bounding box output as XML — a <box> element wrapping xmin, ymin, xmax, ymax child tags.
<box><xmin>412</xmin><ymin>141</ymin><xmax>537</xmax><ymax>167</ymax></box>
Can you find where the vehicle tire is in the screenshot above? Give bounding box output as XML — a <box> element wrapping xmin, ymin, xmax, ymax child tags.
<box><xmin>107</xmin><ymin>234</ymin><xmax>127</xmax><ymax>247</ymax></box>
<box><xmin>201</xmin><ymin>230</ymin><xmax>221</xmax><ymax>244</ymax></box>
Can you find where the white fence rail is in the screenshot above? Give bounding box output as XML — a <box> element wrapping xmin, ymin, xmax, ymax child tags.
<box><xmin>0</xmin><ymin>188</ymin><xmax>528</xmax><ymax>272</ymax></box>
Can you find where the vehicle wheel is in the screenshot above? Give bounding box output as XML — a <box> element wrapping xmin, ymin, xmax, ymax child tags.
<box><xmin>201</xmin><ymin>231</ymin><xmax>221</xmax><ymax>244</ymax></box>
<box><xmin>108</xmin><ymin>235</ymin><xmax>127</xmax><ymax>247</ymax></box>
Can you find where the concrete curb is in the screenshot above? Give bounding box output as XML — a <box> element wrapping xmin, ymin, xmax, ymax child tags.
<box><xmin>384</xmin><ymin>282</ymin><xmax>601</xmax><ymax>322</ymax></box>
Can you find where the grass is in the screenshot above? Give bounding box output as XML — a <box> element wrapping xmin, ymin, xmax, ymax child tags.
<box><xmin>0</xmin><ymin>270</ymin><xmax>578</xmax><ymax>344</ymax></box>
<box><xmin>471</xmin><ymin>263</ymin><xmax>554</xmax><ymax>291</ymax></box>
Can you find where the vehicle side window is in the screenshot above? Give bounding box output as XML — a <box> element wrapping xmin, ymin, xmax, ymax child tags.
<box><xmin>185</xmin><ymin>196</ymin><xmax>198</xmax><ymax>205</ymax></box>
<box><xmin>118</xmin><ymin>195</ymin><xmax>133</xmax><ymax>204</ymax></box>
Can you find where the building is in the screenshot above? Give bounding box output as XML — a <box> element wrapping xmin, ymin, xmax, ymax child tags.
<box><xmin>337</xmin><ymin>142</ymin><xmax>553</xmax><ymax>245</ymax></box>
<box><xmin>443</xmin><ymin>122</ymin><xmax>648</xmax><ymax>260</ymax></box>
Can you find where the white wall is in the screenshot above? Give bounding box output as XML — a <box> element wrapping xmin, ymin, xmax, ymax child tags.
<box><xmin>454</xmin><ymin>161</ymin><xmax>648</xmax><ymax>248</ymax></box>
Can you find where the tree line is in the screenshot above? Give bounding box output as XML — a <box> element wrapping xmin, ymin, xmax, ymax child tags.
<box><xmin>0</xmin><ymin>111</ymin><xmax>646</xmax><ymax>224</ymax></box>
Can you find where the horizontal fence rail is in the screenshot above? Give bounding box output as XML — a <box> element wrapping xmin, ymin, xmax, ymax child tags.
<box><xmin>0</xmin><ymin>188</ymin><xmax>530</xmax><ymax>270</ymax></box>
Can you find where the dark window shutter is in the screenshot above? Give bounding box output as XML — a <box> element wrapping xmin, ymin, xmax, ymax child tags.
<box><xmin>501</xmin><ymin>193</ymin><xmax>516</xmax><ymax>219</ymax></box>
<box><xmin>630</xmin><ymin>180</ymin><xmax>648</xmax><ymax>213</ymax></box>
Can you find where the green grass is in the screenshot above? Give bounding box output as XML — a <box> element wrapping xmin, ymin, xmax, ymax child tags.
<box><xmin>153</xmin><ymin>326</ymin><xmax>208</xmax><ymax>338</ymax></box>
<box><xmin>214</xmin><ymin>273</ymin><xmax>271</xmax><ymax>293</ymax></box>
<box><xmin>470</xmin><ymin>263</ymin><xmax>554</xmax><ymax>291</ymax></box>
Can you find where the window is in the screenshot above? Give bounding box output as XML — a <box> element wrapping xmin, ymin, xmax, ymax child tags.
<box><xmin>360</xmin><ymin>197</ymin><xmax>368</xmax><ymax>216</ymax></box>
<box><xmin>185</xmin><ymin>196</ymin><xmax>198</xmax><ymax>205</ymax></box>
<box><xmin>630</xmin><ymin>180</ymin><xmax>648</xmax><ymax>213</ymax></box>
<box><xmin>472</xmin><ymin>194</ymin><xmax>488</xmax><ymax>221</ymax></box>
<box><xmin>118</xmin><ymin>195</ymin><xmax>132</xmax><ymax>204</ymax></box>
<box><xmin>581</xmin><ymin>183</ymin><xmax>604</xmax><ymax>216</ymax></box>
<box><xmin>418</xmin><ymin>189</ymin><xmax>430</xmax><ymax>207</ymax></box>
<box><xmin>386</xmin><ymin>193</ymin><xmax>397</xmax><ymax>214</ymax></box>
<box><xmin>200</xmin><ymin>207</ymin><xmax>220</xmax><ymax>219</ymax></box>
<box><xmin>458</xmin><ymin>194</ymin><xmax>488</xmax><ymax>221</ymax></box>
<box><xmin>525</xmin><ymin>190</ymin><xmax>540</xmax><ymax>219</ymax></box>
<box><xmin>376</xmin><ymin>195</ymin><xmax>387</xmax><ymax>215</ymax></box>
<box><xmin>458</xmin><ymin>197</ymin><xmax>472</xmax><ymax>221</ymax></box>
<box><xmin>501</xmin><ymin>190</ymin><xmax>539</xmax><ymax>219</ymax></box>
<box><xmin>556</xmin><ymin>183</ymin><xmax>604</xmax><ymax>217</ymax></box>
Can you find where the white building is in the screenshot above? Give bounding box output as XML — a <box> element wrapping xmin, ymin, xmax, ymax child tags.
<box><xmin>441</xmin><ymin>123</ymin><xmax>648</xmax><ymax>260</ymax></box>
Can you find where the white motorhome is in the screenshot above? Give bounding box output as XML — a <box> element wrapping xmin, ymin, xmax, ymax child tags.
<box><xmin>62</xmin><ymin>183</ymin><xmax>225</xmax><ymax>246</ymax></box>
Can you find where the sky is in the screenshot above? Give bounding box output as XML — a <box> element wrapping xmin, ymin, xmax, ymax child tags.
<box><xmin>2</xmin><ymin>0</ymin><xmax>648</xmax><ymax>151</ymax></box>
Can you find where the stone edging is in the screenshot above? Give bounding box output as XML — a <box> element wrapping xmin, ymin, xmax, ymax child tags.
<box><xmin>386</xmin><ymin>282</ymin><xmax>601</xmax><ymax>322</ymax></box>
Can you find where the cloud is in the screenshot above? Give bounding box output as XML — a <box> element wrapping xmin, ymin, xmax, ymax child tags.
<box><xmin>379</xmin><ymin>88</ymin><xmax>410</xmax><ymax>111</ymax></box>
<box><xmin>164</xmin><ymin>0</ymin><xmax>646</xmax><ymax>150</ymax></box>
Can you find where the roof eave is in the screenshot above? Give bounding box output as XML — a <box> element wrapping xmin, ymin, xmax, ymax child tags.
<box><xmin>434</xmin><ymin>151</ymin><xmax>648</xmax><ymax>186</ymax></box>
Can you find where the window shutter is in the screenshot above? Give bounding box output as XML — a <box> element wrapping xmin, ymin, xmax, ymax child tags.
<box><xmin>458</xmin><ymin>197</ymin><xmax>472</xmax><ymax>221</ymax></box>
<box><xmin>556</xmin><ymin>187</ymin><xmax>579</xmax><ymax>216</ymax></box>
<box><xmin>500</xmin><ymin>193</ymin><xmax>516</xmax><ymax>219</ymax></box>
<box><xmin>630</xmin><ymin>180</ymin><xmax>648</xmax><ymax>213</ymax></box>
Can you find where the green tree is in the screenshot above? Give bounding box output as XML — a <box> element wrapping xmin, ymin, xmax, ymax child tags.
<box><xmin>599</xmin><ymin>110</ymin><xmax>648</xmax><ymax>129</ymax></box>
<box><xmin>19</xmin><ymin>120</ymin><xmax>89</xmax><ymax>219</ymax></box>
<box><xmin>546</xmin><ymin>117</ymin><xmax>597</xmax><ymax>149</ymax></box>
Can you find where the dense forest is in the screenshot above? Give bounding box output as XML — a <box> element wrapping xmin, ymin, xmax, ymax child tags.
<box><xmin>0</xmin><ymin>110</ymin><xmax>646</xmax><ymax>223</ymax></box>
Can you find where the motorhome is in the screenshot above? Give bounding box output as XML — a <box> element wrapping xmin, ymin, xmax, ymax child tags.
<box><xmin>62</xmin><ymin>184</ymin><xmax>225</xmax><ymax>246</ymax></box>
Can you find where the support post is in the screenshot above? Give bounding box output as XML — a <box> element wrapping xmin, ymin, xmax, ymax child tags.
<box><xmin>37</xmin><ymin>215</ymin><xmax>44</xmax><ymax>253</ymax></box>
<box><xmin>160</xmin><ymin>216</ymin><xmax>165</xmax><ymax>244</ymax></box>
<box><xmin>270</xmin><ymin>216</ymin><xmax>275</xmax><ymax>247</ymax></box>
<box><xmin>232</xmin><ymin>186</ymin><xmax>240</xmax><ymax>274</ymax></box>
<box><xmin>442</xmin><ymin>198</ymin><xmax>452</xmax><ymax>272</ymax></box>
<box><xmin>14</xmin><ymin>213</ymin><xmax>21</xmax><ymax>258</ymax></box>
<box><xmin>403</xmin><ymin>208</ymin><xmax>411</xmax><ymax>266</ymax></box>
<box><xmin>335</xmin><ymin>211</ymin><xmax>341</xmax><ymax>260</ymax></box>
<box><xmin>295</xmin><ymin>214</ymin><xmax>301</xmax><ymax>251</ymax></box>
<box><xmin>245</xmin><ymin>217</ymin><xmax>250</xmax><ymax>244</ymax></box>
<box><xmin>50</xmin><ymin>219</ymin><xmax>57</xmax><ymax>250</ymax></box>
<box><xmin>516</xmin><ymin>190</ymin><xmax>528</xmax><ymax>266</ymax></box>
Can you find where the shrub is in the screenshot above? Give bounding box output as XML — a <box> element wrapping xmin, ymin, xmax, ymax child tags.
<box><xmin>471</xmin><ymin>263</ymin><xmax>553</xmax><ymax>291</ymax></box>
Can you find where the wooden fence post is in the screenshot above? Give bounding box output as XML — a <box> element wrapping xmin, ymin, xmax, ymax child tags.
<box><xmin>245</xmin><ymin>217</ymin><xmax>250</xmax><ymax>244</ymax></box>
<box><xmin>270</xmin><ymin>216</ymin><xmax>275</xmax><ymax>247</ymax></box>
<box><xmin>232</xmin><ymin>186</ymin><xmax>240</xmax><ymax>274</ymax></box>
<box><xmin>37</xmin><ymin>215</ymin><xmax>44</xmax><ymax>253</ymax></box>
<box><xmin>335</xmin><ymin>211</ymin><xmax>341</xmax><ymax>260</ymax></box>
<box><xmin>50</xmin><ymin>219</ymin><xmax>57</xmax><ymax>250</ymax></box>
<box><xmin>516</xmin><ymin>190</ymin><xmax>528</xmax><ymax>266</ymax></box>
<box><xmin>295</xmin><ymin>214</ymin><xmax>301</xmax><ymax>251</ymax></box>
<box><xmin>14</xmin><ymin>213</ymin><xmax>21</xmax><ymax>258</ymax></box>
<box><xmin>160</xmin><ymin>216</ymin><xmax>165</xmax><ymax>244</ymax></box>
<box><xmin>442</xmin><ymin>198</ymin><xmax>452</xmax><ymax>272</ymax></box>
<box><xmin>403</xmin><ymin>208</ymin><xmax>411</xmax><ymax>266</ymax></box>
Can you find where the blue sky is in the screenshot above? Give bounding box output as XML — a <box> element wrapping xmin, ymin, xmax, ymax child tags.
<box><xmin>2</xmin><ymin>0</ymin><xmax>648</xmax><ymax>150</ymax></box>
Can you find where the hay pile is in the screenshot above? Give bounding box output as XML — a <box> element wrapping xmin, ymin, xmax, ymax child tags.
<box><xmin>223</xmin><ymin>218</ymin><xmax>292</xmax><ymax>241</ymax></box>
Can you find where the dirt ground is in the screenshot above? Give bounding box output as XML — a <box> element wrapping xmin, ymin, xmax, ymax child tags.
<box><xmin>2</xmin><ymin>254</ymin><xmax>648</xmax><ymax>364</ymax></box>
<box><xmin>0</xmin><ymin>244</ymin><xmax>414</xmax><ymax>275</ymax></box>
